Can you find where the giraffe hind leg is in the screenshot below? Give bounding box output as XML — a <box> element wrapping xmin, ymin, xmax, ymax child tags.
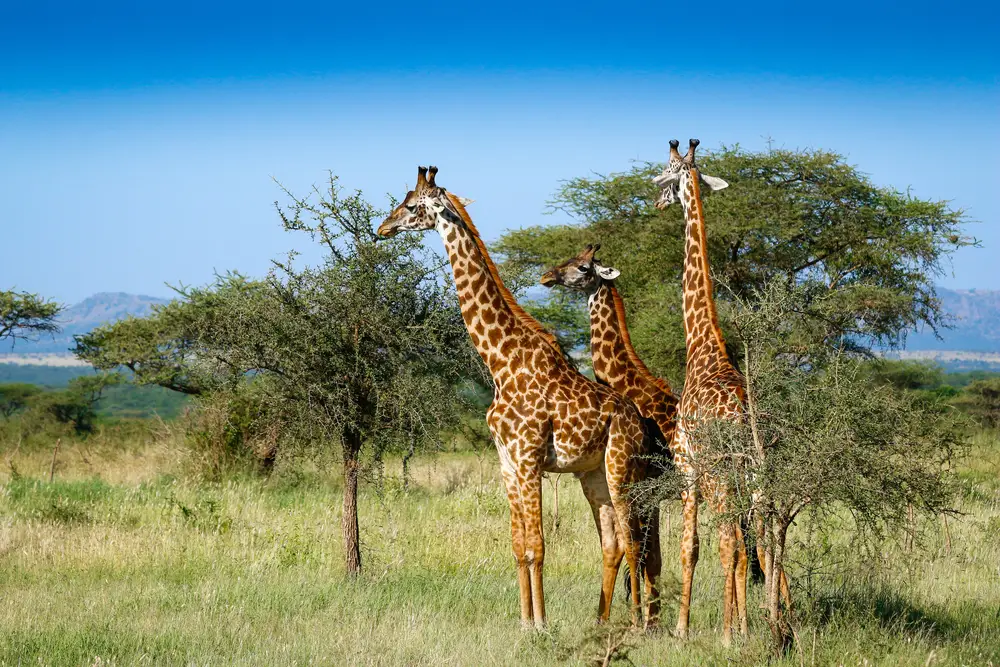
<box><xmin>578</xmin><ymin>467</ymin><xmax>625</xmax><ymax>623</ymax></box>
<box><xmin>605</xmin><ymin>416</ymin><xmax>646</xmax><ymax>627</ymax></box>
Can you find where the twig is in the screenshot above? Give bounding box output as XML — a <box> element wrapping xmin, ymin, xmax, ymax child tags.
<box><xmin>550</xmin><ymin>474</ymin><xmax>561</xmax><ymax>533</ymax></box>
<box><xmin>49</xmin><ymin>438</ymin><xmax>61</xmax><ymax>483</ymax></box>
<box><xmin>5</xmin><ymin>431</ymin><xmax>23</xmax><ymax>468</ymax></box>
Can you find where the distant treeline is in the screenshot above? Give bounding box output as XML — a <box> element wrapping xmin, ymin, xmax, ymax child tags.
<box><xmin>0</xmin><ymin>363</ymin><xmax>93</xmax><ymax>388</ymax></box>
<box><xmin>0</xmin><ymin>364</ymin><xmax>190</xmax><ymax>421</ymax></box>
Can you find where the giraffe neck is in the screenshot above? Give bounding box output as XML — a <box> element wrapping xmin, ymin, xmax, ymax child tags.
<box><xmin>587</xmin><ymin>282</ymin><xmax>673</xmax><ymax>393</ymax></box>
<box><xmin>436</xmin><ymin>216</ymin><xmax>541</xmax><ymax>376</ymax></box>
<box><xmin>587</xmin><ymin>283</ymin><xmax>629</xmax><ymax>386</ymax></box>
<box><xmin>681</xmin><ymin>167</ymin><xmax>730</xmax><ymax>369</ymax></box>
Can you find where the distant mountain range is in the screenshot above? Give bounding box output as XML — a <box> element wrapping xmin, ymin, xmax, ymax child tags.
<box><xmin>0</xmin><ymin>288</ymin><xmax>997</xmax><ymax>364</ymax></box>
<box><xmin>904</xmin><ymin>288</ymin><xmax>1000</xmax><ymax>353</ymax></box>
<box><xmin>1</xmin><ymin>292</ymin><xmax>168</xmax><ymax>357</ymax></box>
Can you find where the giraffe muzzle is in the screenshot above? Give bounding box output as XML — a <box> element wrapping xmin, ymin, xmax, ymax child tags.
<box><xmin>376</xmin><ymin>219</ymin><xmax>399</xmax><ymax>238</ymax></box>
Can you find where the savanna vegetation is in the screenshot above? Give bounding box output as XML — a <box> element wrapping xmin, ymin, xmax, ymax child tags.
<box><xmin>3</xmin><ymin>145</ymin><xmax>998</xmax><ymax>665</ymax></box>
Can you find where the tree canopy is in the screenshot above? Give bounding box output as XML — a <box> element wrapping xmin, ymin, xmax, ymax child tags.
<box><xmin>495</xmin><ymin>146</ymin><xmax>972</xmax><ymax>386</ymax></box>
<box><xmin>74</xmin><ymin>176</ymin><xmax>481</xmax><ymax>574</ymax></box>
<box><xmin>0</xmin><ymin>290</ymin><xmax>62</xmax><ymax>347</ymax></box>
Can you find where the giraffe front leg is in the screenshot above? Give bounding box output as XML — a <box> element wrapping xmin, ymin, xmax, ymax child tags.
<box><xmin>519</xmin><ymin>470</ymin><xmax>547</xmax><ymax>628</ymax></box>
<box><xmin>734</xmin><ymin>521</ymin><xmax>749</xmax><ymax>637</ymax></box>
<box><xmin>497</xmin><ymin>451</ymin><xmax>533</xmax><ymax>627</ymax></box>
<box><xmin>642</xmin><ymin>503</ymin><xmax>663</xmax><ymax>631</ymax></box>
<box><xmin>717</xmin><ymin>520</ymin><xmax>738</xmax><ymax>646</ymax></box>
<box><xmin>676</xmin><ymin>483</ymin><xmax>700</xmax><ymax>638</ymax></box>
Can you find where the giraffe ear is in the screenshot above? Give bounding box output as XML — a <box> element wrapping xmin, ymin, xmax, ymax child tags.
<box><xmin>652</xmin><ymin>171</ymin><xmax>680</xmax><ymax>188</ymax></box>
<box><xmin>456</xmin><ymin>197</ymin><xmax>475</xmax><ymax>207</ymax></box>
<box><xmin>699</xmin><ymin>173</ymin><xmax>729</xmax><ymax>191</ymax></box>
<box><xmin>595</xmin><ymin>265</ymin><xmax>620</xmax><ymax>281</ymax></box>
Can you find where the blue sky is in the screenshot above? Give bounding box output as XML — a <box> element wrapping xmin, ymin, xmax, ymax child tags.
<box><xmin>2</xmin><ymin>0</ymin><xmax>997</xmax><ymax>304</ymax></box>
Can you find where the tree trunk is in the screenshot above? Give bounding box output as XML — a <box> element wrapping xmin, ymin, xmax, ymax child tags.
<box><xmin>342</xmin><ymin>430</ymin><xmax>363</xmax><ymax>576</ymax></box>
<box><xmin>767</xmin><ymin>517</ymin><xmax>792</xmax><ymax>655</ymax></box>
<box><xmin>402</xmin><ymin>434</ymin><xmax>415</xmax><ymax>491</ymax></box>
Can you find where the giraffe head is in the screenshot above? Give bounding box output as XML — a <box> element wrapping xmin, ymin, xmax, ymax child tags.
<box><xmin>652</xmin><ymin>139</ymin><xmax>729</xmax><ymax>210</ymax></box>
<box><xmin>539</xmin><ymin>244</ymin><xmax>621</xmax><ymax>292</ymax></box>
<box><xmin>377</xmin><ymin>166</ymin><xmax>473</xmax><ymax>237</ymax></box>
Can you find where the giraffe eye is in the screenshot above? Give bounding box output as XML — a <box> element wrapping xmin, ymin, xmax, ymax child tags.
<box><xmin>405</xmin><ymin>204</ymin><xmax>417</xmax><ymax>213</ymax></box>
<box><xmin>578</xmin><ymin>264</ymin><xmax>590</xmax><ymax>273</ymax></box>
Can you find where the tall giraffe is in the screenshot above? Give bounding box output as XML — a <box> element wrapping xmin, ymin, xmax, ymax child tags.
<box><xmin>377</xmin><ymin>166</ymin><xmax>652</xmax><ymax>629</ymax></box>
<box><xmin>540</xmin><ymin>243</ymin><xmax>679</xmax><ymax>628</ymax></box>
<box><xmin>651</xmin><ymin>138</ymin><xmax>750</xmax><ymax>643</ymax></box>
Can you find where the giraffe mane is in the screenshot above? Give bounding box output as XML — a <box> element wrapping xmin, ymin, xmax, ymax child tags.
<box><xmin>446</xmin><ymin>193</ymin><xmax>563</xmax><ymax>354</ymax></box>
<box><xmin>609</xmin><ymin>285</ymin><xmax>672</xmax><ymax>393</ymax></box>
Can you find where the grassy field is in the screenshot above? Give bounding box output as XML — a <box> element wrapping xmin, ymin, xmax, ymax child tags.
<box><xmin>1</xmin><ymin>431</ymin><xmax>999</xmax><ymax>666</ymax></box>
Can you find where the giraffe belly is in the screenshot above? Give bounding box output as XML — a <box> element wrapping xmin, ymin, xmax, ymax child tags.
<box><xmin>541</xmin><ymin>439</ymin><xmax>604</xmax><ymax>473</ymax></box>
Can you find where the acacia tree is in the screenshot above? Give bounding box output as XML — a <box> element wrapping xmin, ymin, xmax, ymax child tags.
<box><xmin>495</xmin><ymin>146</ymin><xmax>973</xmax><ymax>384</ymax></box>
<box><xmin>682</xmin><ymin>281</ymin><xmax>965</xmax><ymax>653</ymax></box>
<box><xmin>74</xmin><ymin>297</ymin><xmax>230</xmax><ymax>397</ymax></box>
<box><xmin>76</xmin><ymin>177</ymin><xmax>479</xmax><ymax>575</ymax></box>
<box><xmin>0</xmin><ymin>290</ymin><xmax>62</xmax><ymax>347</ymax></box>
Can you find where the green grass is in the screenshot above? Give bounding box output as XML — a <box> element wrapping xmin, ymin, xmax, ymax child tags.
<box><xmin>1</xmin><ymin>435</ymin><xmax>999</xmax><ymax>665</ymax></box>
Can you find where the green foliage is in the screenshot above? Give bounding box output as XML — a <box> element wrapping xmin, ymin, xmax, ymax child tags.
<box><xmin>0</xmin><ymin>383</ymin><xmax>41</xmax><ymax>418</ymax></box>
<box><xmin>31</xmin><ymin>374</ymin><xmax>122</xmax><ymax>434</ymax></box>
<box><xmin>951</xmin><ymin>378</ymin><xmax>1000</xmax><ymax>429</ymax></box>
<box><xmin>650</xmin><ymin>280</ymin><xmax>968</xmax><ymax>651</ymax></box>
<box><xmin>76</xmin><ymin>176</ymin><xmax>480</xmax><ymax>465</ymax></box>
<box><xmin>495</xmin><ymin>145</ymin><xmax>972</xmax><ymax>383</ymax></box>
<box><xmin>74</xmin><ymin>297</ymin><xmax>234</xmax><ymax>396</ymax></box>
<box><xmin>712</xmin><ymin>282</ymin><xmax>963</xmax><ymax>529</ymax></box>
<box><xmin>867</xmin><ymin>359</ymin><xmax>945</xmax><ymax>391</ymax></box>
<box><xmin>868</xmin><ymin>360</ymin><xmax>1000</xmax><ymax>418</ymax></box>
<box><xmin>96</xmin><ymin>383</ymin><xmax>190</xmax><ymax>421</ymax></box>
<box><xmin>0</xmin><ymin>289</ymin><xmax>63</xmax><ymax>346</ymax></box>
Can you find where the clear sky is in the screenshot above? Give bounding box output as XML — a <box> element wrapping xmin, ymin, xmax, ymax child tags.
<box><xmin>2</xmin><ymin>0</ymin><xmax>997</xmax><ymax>304</ymax></box>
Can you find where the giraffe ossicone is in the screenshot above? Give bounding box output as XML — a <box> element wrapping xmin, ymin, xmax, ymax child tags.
<box><xmin>653</xmin><ymin>139</ymin><xmax>729</xmax><ymax>210</ymax></box>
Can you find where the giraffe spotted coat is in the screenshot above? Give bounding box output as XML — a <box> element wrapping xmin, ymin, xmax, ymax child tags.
<box><xmin>377</xmin><ymin>166</ymin><xmax>654</xmax><ymax>629</ymax></box>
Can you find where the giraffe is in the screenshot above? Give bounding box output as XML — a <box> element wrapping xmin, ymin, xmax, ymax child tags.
<box><xmin>650</xmin><ymin>138</ymin><xmax>752</xmax><ymax>643</ymax></box>
<box><xmin>540</xmin><ymin>243</ymin><xmax>679</xmax><ymax>629</ymax></box>
<box><xmin>377</xmin><ymin>166</ymin><xmax>652</xmax><ymax>629</ymax></box>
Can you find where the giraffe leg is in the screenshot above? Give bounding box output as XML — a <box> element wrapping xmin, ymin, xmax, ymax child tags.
<box><xmin>578</xmin><ymin>468</ymin><xmax>625</xmax><ymax>623</ymax></box>
<box><xmin>754</xmin><ymin>509</ymin><xmax>767</xmax><ymax>582</ymax></box>
<box><xmin>605</xmin><ymin>421</ymin><xmax>645</xmax><ymax>627</ymax></box>
<box><xmin>642</xmin><ymin>503</ymin><xmax>663</xmax><ymax>631</ymax></box>
<box><xmin>675</xmin><ymin>482</ymin><xmax>700</xmax><ymax>638</ymax></box>
<box><xmin>519</xmin><ymin>469</ymin><xmax>547</xmax><ymax>629</ymax></box>
<box><xmin>734</xmin><ymin>521</ymin><xmax>749</xmax><ymax>637</ymax></box>
<box><xmin>496</xmin><ymin>448</ymin><xmax>533</xmax><ymax>627</ymax></box>
<box><xmin>717</xmin><ymin>520</ymin><xmax>738</xmax><ymax>646</ymax></box>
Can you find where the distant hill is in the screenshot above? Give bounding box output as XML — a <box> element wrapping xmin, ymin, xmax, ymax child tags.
<box><xmin>905</xmin><ymin>288</ymin><xmax>1000</xmax><ymax>353</ymax></box>
<box><xmin>0</xmin><ymin>292</ymin><xmax>169</xmax><ymax>357</ymax></box>
<box><xmin>1</xmin><ymin>287</ymin><xmax>996</xmax><ymax>365</ymax></box>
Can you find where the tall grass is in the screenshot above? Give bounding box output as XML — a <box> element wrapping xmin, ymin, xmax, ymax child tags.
<box><xmin>0</xmin><ymin>431</ymin><xmax>998</xmax><ymax>665</ymax></box>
